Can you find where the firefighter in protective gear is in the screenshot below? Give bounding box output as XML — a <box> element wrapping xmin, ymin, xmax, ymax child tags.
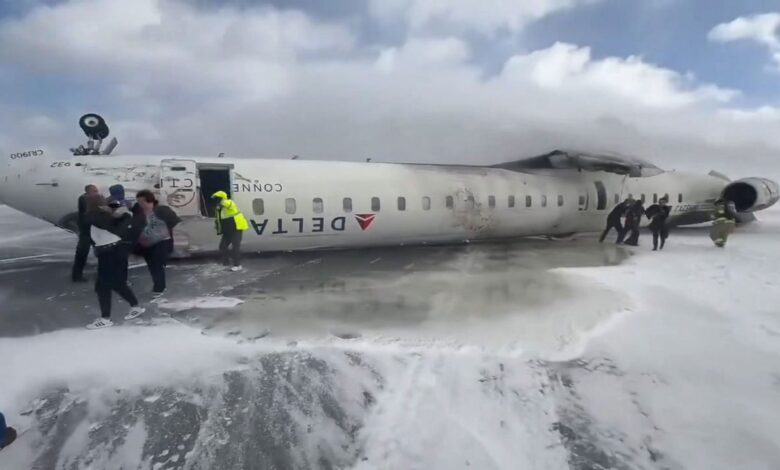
<box><xmin>710</xmin><ymin>198</ymin><xmax>737</xmax><ymax>248</ymax></box>
<box><xmin>211</xmin><ymin>191</ymin><xmax>249</xmax><ymax>270</ymax></box>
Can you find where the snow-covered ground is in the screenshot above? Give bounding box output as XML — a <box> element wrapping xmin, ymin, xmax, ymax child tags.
<box><xmin>0</xmin><ymin>207</ymin><xmax>779</xmax><ymax>469</ymax></box>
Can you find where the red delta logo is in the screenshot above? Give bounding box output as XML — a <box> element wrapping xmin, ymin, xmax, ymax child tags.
<box><xmin>354</xmin><ymin>213</ymin><xmax>376</xmax><ymax>231</ymax></box>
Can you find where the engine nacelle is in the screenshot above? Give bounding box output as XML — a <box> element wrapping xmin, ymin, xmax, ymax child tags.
<box><xmin>722</xmin><ymin>177</ymin><xmax>780</xmax><ymax>212</ymax></box>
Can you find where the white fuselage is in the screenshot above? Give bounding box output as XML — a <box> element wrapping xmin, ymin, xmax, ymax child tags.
<box><xmin>0</xmin><ymin>153</ymin><xmax>727</xmax><ymax>253</ymax></box>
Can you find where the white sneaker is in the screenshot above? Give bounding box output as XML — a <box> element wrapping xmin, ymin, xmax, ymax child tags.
<box><xmin>230</xmin><ymin>266</ymin><xmax>243</xmax><ymax>272</ymax></box>
<box><xmin>124</xmin><ymin>306</ymin><xmax>146</xmax><ymax>320</ymax></box>
<box><xmin>86</xmin><ymin>318</ymin><xmax>114</xmax><ymax>330</ymax></box>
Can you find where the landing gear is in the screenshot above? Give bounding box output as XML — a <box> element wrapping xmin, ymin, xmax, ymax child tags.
<box><xmin>70</xmin><ymin>113</ymin><xmax>118</xmax><ymax>156</ymax></box>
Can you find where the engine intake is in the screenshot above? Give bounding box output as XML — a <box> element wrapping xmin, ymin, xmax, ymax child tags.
<box><xmin>722</xmin><ymin>177</ymin><xmax>780</xmax><ymax>212</ymax></box>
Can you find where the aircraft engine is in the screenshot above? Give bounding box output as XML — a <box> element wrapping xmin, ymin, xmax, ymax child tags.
<box><xmin>78</xmin><ymin>113</ymin><xmax>110</xmax><ymax>140</ymax></box>
<box><xmin>722</xmin><ymin>177</ymin><xmax>780</xmax><ymax>212</ymax></box>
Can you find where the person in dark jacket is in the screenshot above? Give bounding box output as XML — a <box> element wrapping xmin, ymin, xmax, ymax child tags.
<box><xmin>599</xmin><ymin>197</ymin><xmax>632</xmax><ymax>244</ymax></box>
<box><xmin>623</xmin><ymin>200</ymin><xmax>646</xmax><ymax>246</ymax></box>
<box><xmin>85</xmin><ymin>194</ymin><xmax>145</xmax><ymax>329</ymax></box>
<box><xmin>107</xmin><ymin>184</ymin><xmax>133</xmax><ymax>209</ymax></box>
<box><xmin>72</xmin><ymin>184</ymin><xmax>99</xmax><ymax>282</ymax></box>
<box><xmin>645</xmin><ymin>196</ymin><xmax>671</xmax><ymax>251</ymax></box>
<box><xmin>0</xmin><ymin>412</ymin><xmax>17</xmax><ymax>451</ymax></box>
<box><xmin>133</xmin><ymin>190</ymin><xmax>181</xmax><ymax>297</ymax></box>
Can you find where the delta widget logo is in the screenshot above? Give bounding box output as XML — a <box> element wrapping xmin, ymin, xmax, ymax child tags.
<box><xmin>354</xmin><ymin>214</ymin><xmax>376</xmax><ymax>231</ymax></box>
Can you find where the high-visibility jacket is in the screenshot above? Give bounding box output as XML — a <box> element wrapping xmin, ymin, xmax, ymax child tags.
<box><xmin>212</xmin><ymin>191</ymin><xmax>249</xmax><ymax>234</ymax></box>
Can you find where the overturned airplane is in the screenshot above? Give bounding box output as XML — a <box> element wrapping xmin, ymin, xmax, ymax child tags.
<box><xmin>1</xmin><ymin>115</ymin><xmax>778</xmax><ymax>254</ymax></box>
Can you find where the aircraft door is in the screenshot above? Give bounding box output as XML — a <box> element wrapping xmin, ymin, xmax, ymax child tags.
<box><xmin>594</xmin><ymin>181</ymin><xmax>607</xmax><ymax>210</ymax></box>
<box><xmin>160</xmin><ymin>159</ymin><xmax>200</xmax><ymax>216</ymax></box>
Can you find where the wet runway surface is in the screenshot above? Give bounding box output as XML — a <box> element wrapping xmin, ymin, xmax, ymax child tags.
<box><xmin>10</xmin><ymin>205</ymin><xmax>773</xmax><ymax>470</ymax></box>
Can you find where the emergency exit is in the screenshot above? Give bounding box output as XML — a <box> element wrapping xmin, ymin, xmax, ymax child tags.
<box><xmin>160</xmin><ymin>159</ymin><xmax>200</xmax><ymax>216</ymax></box>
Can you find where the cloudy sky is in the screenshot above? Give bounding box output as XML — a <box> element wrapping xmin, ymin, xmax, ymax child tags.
<box><xmin>1</xmin><ymin>0</ymin><xmax>779</xmax><ymax>177</ymax></box>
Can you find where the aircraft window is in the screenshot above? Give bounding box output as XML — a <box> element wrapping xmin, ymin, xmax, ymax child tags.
<box><xmin>678</xmin><ymin>193</ymin><xmax>683</xmax><ymax>203</ymax></box>
<box><xmin>252</xmin><ymin>198</ymin><xmax>264</xmax><ymax>215</ymax></box>
<box><xmin>653</xmin><ymin>193</ymin><xmax>658</xmax><ymax>203</ymax></box>
<box><xmin>640</xmin><ymin>194</ymin><xmax>646</xmax><ymax>203</ymax></box>
<box><xmin>663</xmin><ymin>193</ymin><xmax>669</xmax><ymax>201</ymax></box>
<box><xmin>614</xmin><ymin>194</ymin><xmax>620</xmax><ymax>204</ymax></box>
<box><xmin>343</xmin><ymin>197</ymin><xmax>353</xmax><ymax>213</ymax></box>
<box><xmin>488</xmin><ymin>196</ymin><xmax>496</xmax><ymax>208</ymax></box>
<box><xmin>285</xmin><ymin>198</ymin><xmax>296</xmax><ymax>214</ymax></box>
<box><xmin>508</xmin><ymin>195</ymin><xmax>515</xmax><ymax>208</ymax></box>
<box><xmin>371</xmin><ymin>197</ymin><xmax>381</xmax><ymax>211</ymax></box>
<box><xmin>578</xmin><ymin>195</ymin><xmax>586</xmax><ymax>206</ymax></box>
<box><xmin>313</xmin><ymin>198</ymin><xmax>324</xmax><ymax>214</ymax></box>
<box><xmin>446</xmin><ymin>196</ymin><xmax>454</xmax><ymax>209</ymax></box>
<box><xmin>628</xmin><ymin>193</ymin><xmax>634</xmax><ymax>200</ymax></box>
<box><xmin>422</xmin><ymin>196</ymin><xmax>431</xmax><ymax>210</ymax></box>
<box><xmin>558</xmin><ymin>195</ymin><xmax>564</xmax><ymax>207</ymax></box>
<box><xmin>526</xmin><ymin>195</ymin><xmax>532</xmax><ymax>207</ymax></box>
<box><xmin>398</xmin><ymin>197</ymin><xmax>406</xmax><ymax>211</ymax></box>
<box><xmin>466</xmin><ymin>195</ymin><xmax>475</xmax><ymax>209</ymax></box>
<box><xmin>541</xmin><ymin>195</ymin><xmax>547</xmax><ymax>208</ymax></box>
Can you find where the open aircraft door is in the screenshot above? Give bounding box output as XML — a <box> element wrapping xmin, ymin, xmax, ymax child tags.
<box><xmin>160</xmin><ymin>159</ymin><xmax>200</xmax><ymax>216</ymax></box>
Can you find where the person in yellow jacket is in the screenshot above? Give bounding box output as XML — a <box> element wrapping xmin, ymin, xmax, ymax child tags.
<box><xmin>211</xmin><ymin>191</ymin><xmax>249</xmax><ymax>271</ymax></box>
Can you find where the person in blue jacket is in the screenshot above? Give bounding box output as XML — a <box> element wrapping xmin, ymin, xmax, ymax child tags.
<box><xmin>107</xmin><ymin>184</ymin><xmax>133</xmax><ymax>209</ymax></box>
<box><xmin>0</xmin><ymin>412</ymin><xmax>17</xmax><ymax>450</ymax></box>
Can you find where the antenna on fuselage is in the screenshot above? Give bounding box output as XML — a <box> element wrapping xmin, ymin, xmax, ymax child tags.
<box><xmin>70</xmin><ymin>113</ymin><xmax>118</xmax><ymax>156</ymax></box>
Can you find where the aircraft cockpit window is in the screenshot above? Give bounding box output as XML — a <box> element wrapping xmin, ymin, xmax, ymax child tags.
<box><xmin>398</xmin><ymin>197</ymin><xmax>406</xmax><ymax>211</ymax></box>
<box><xmin>252</xmin><ymin>198</ymin><xmax>264</xmax><ymax>215</ymax></box>
<box><xmin>526</xmin><ymin>195</ymin><xmax>532</xmax><ymax>207</ymax></box>
<box><xmin>558</xmin><ymin>195</ymin><xmax>564</xmax><ymax>207</ymax></box>
<box><xmin>313</xmin><ymin>198</ymin><xmax>324</xmax><ymax>214</ymax></box>
<box><xmin>541</xmin><ymin>195</ymin><xmax>547</xmax><ymax>208</ymax></box>
<box><xmin>343</xmin><ymin>197</ymin><xmax>353</xmax><ymax>213</ymax></box>
<box><xmin>488</xmin><ymin>196</ymin><xmax>495</xmax><ymax>208</ymax></box>
<box><xmin>508</xmin><ymin>195</ymin><xmax>515</xmax><ymax>208</ymax></box>
<box><xmin>422</xmin><ymin>196</ymin><xmax>431</xmax><ymax>210</ymax></box>
<box><xmin>285</xmin><ymin>198</ymin><xmax>297</xmax><ymax>214</ymax></box>
<box><xmin>446</xmin><ymin>196</ymin><xmax>454</xmax><ymax>209</ymax></box>
<box><xmin>466</xmin><ymin>195</ymin><xmax>475</xmax><ymax>209</ymax></box>
<box><xmin>371</xmin><ymin>197</ymin><xmax>381</xmax><ymax>211</ymax></box>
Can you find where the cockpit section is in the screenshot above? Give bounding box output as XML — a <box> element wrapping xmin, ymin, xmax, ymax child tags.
<box><xmin>493</xmin><ymin>149</ymin><xmax>664</xmax><ymax>177</ymax></box>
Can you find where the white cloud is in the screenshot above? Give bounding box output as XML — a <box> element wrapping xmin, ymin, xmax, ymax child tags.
<box><xmin>720</xmin><ymin>105</ymin><xmax>780</xmax><ymax>122</ymax></box>
<box><xmin>1</xmin><ymin>0</ymin><xmax>779</xmax><ymax>181</ymax></box>
<box><xmin>370</xmin><ymin>0</ymin><xmax>597</xmax><ymax>35</ymax></box>
<box><xmin>708</xmin><ymin>13</ymin><xmax>780</xmax><ymax>69</ymax></box>
<box><xmin>500</xmin><ymin>42</ymin><xmax>737</xmax><ymax>109</ymax></box>
<box><xmin>0</xmin><ymin>0</ymin><xmax>355</xmax><ymax>103</ymax></box>
<box><xmin>375</xmin><ymin>37</ymin><xmax>471</xmax><ymax>72</ymax></box>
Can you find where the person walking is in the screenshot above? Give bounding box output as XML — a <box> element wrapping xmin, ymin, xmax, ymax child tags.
<box><xmin>211</xmin><ymin>191</ymin><xmax>249</xmax><ymax>271</ymax></box>
<box><xmin>72</xmin><ymin>184</ymin><xmax>99</xmax><ymax>282</ymax></box>
<box><xmin>600</xmin><ymin>197</ymin><xmax>632</xmax><ymax>244</ymax></box>
<box><xmin>710</xmin><ymin>198</ymin><xmax>737</xmax><ymax>248</ymax></box>
<box><xmin>646</xmin><ymin>196</ymin><xmax>671</xmax><ymax>251</ymax></box>
<box><xmin>134</xmin><ymin>190</ymin><xmax>181</xmax><ymax>297</ymax></box>
<box><xmin>0</xmin><ymin>412</ymin><xmax>17</xmax><ymax>451</ymax></box>
<box><xmin>623</xmin><ymin>199</ymin><xmax>645</xmax><ymax>246</ymax></box>
<box><xmin>85</xmin><ymin>194</ymin><xmax>145</xmax><ymax>329</ymax></box>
